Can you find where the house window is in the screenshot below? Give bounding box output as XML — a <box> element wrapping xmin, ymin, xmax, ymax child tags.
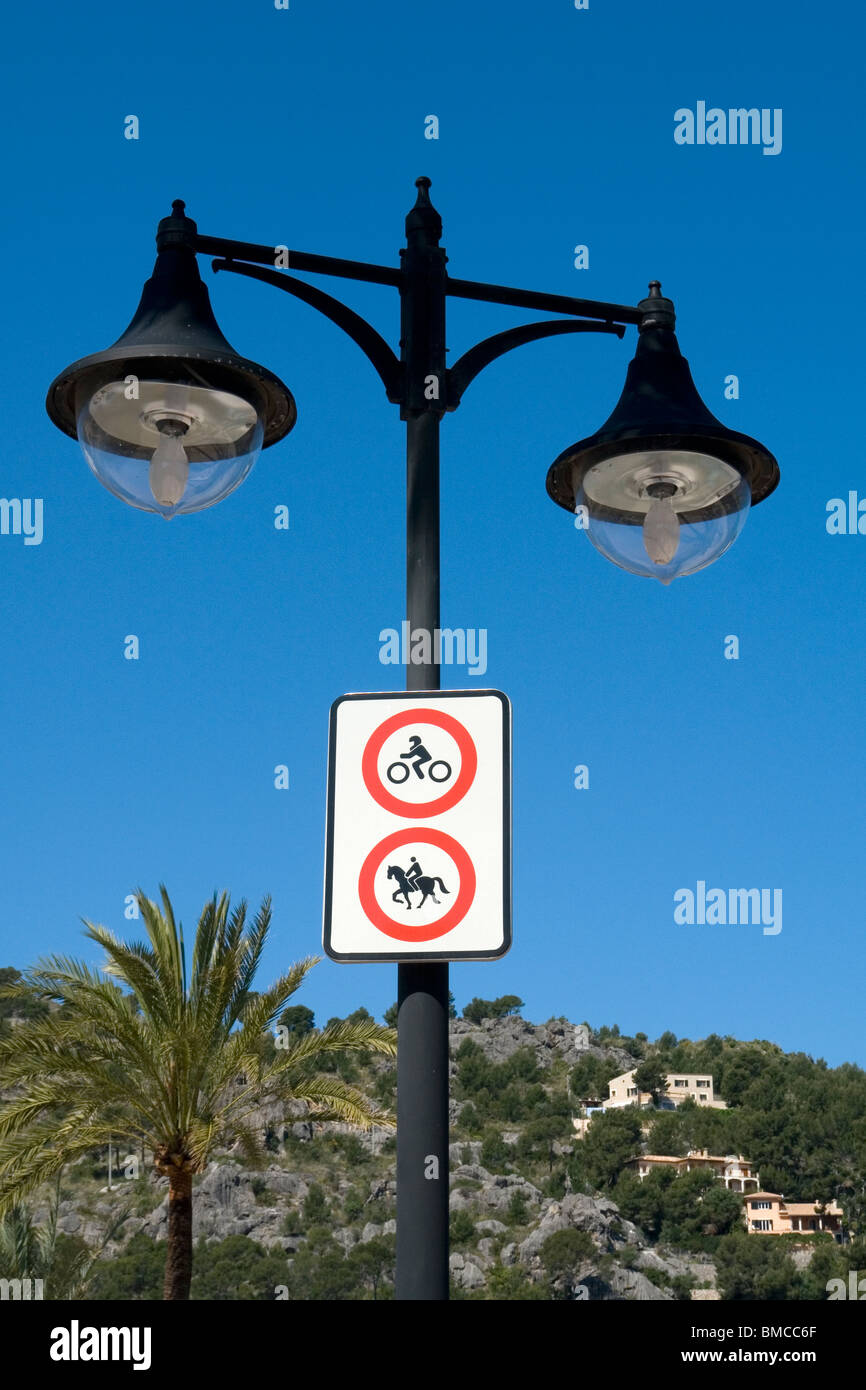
<box><xmin>697</xmin><ymin>1080</ymin><xmax>710</xmax><ymax>1088</ymax></box>
<box><xmin>674</xmin><ymin>1079</ymin><xmax>688</xmax><ymax>1088</ymax></box>
<box><xmin>627</xmin><ymin>1087</ymin><xmax>638</xmax><ymax>1096</ymax></box>
<box><xmin>699</xmin><ymin>1094</ymin><xmax>707</xmax><ymax>1101</ymax></box>
<box><xmin>752</xmin><ymin>1220</ymin><xmax>772</xmax><ymax>1231</ymax></box>
<box><xmin>751</xmin><ymin>1200</ymin><xmax>772</xmax><ymax>1210</ymax></box>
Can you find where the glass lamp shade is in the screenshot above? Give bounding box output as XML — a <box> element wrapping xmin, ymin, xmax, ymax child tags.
<box><xmin>76</xmin><ymin>374</ymin><xmax>265</xmax><ymax>518</ymax></box>
<box><xmin>46</xmin><ymin>203</ymin><xmax>295</xmax><ymax>517</ymax></box>
<box><xmin>576</xmin><ymin>449</ymin><xmax>751</xmax><ymax>584</ymax></box>
<box><xmin>547</xmin><ymin>294</ymin><xmax>779</xmax><ymax>583</ymax></box>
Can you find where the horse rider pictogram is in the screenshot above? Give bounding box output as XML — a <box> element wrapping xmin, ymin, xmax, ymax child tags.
<box><xmin>386</xmin><ymin>858</ymin><xmax>451</xmax><ymax>910</ymax></box>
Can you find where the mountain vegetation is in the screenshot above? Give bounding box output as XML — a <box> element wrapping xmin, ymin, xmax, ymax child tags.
<box><xmin>2</xmin><ymin>966</ymin><xmax>865</xmax><ymax>1300</ymax></box>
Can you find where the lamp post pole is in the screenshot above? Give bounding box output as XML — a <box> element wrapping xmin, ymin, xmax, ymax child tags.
<box><xmin>46</xmin><ymin>175</ymin><xmax>779</xmax><ymax>1303</ymax></box>
<box><xmin>397</xmin><ymin>181</ymin><xmax>449</xmax><ymax>1299</ymax></box>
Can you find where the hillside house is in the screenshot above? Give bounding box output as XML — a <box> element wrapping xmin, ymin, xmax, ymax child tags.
<box><xmin>626</xmin><ymin>1150</ymin><xmax>760</xmax><ymax>1192</ymax></box>
<box><xmin>744</xmin><ymin>1193</ymin><xmax>845</xmax><ymax>1238</ymax></box>
<box><xmin>573</xmin><ymin>1069</ymin><xmax>727</xmax><ymax>1137</ymax></box>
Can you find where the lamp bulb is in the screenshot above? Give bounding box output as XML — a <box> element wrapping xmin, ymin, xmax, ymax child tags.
<box><xmin>643</xmin><ymin>495</ymin><xmax>680</xmax><ymax>567</ymax></box>
<box><xmin>149</xmin><ymin>428</ymin><xmax>189</xmax><ymax>509</ymax></box>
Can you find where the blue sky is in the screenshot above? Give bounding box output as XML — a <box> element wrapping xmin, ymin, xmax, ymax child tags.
<box><xmin>1</xmin><ymin>0</ymin><xmax>864</xmax><ymax>1064</ymax></box>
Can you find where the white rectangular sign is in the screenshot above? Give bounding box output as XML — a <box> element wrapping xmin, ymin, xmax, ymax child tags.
<box><xmin>323</xmin><ymin>689</ymin><xmax>511</xmax><ymax>962</ymax></box>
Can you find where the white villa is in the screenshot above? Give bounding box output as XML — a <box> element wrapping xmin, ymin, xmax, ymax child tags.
<box><xmin>573</xmin><ymin>1068</ymin><xmax>727</xmax><ymax>1137</ymax></box>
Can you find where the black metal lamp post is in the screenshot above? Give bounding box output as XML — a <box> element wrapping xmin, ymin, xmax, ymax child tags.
<box><xmin>45</xmin><ymin>177</ymin><xmax>779</xmax><ymax>1300</ymax></box>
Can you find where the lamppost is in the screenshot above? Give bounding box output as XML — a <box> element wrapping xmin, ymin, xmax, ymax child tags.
<box><xmin>45</xmin><ymin>176</ymin><xmax>779</xmax><ymax>1300</ymax></box>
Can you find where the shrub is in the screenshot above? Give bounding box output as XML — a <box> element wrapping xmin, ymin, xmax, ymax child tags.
<box><xmin>458</xmin><ymin>1102</ymin><xmax>481</xmax><ymax>1133</ymax></box>
<box><xmin>301</xmin><ymin>1183</ymin><xmax>330</xmax><ymax>1228</ymax></box>
<box><xmin>540</xmin><ymin>1228</ymin><xmax>595</xmax><ymax>1298</ymax></box>
<box><xmin>86</xmin><ymin>1233</ymin><xmax>165</xmax><ymax>1301</ymax></box>
<box><xmin>485</xmin><ymin>1263</ymin><xmax>546</xmax><ymax>1300</ymax></box>
<box><xmin>462</xmin><ymin>995</ymin><xmax>524</xmax><ymax>1024</ymax></box>
<box><xmin>480</xmin><ymin>1128</ymin><xmax>509</xmax><ymax>1171</ymax></box>
<box><xmin>507</xmin><ymin>1189</ymin><xmax>529</xmax><ymax>1225</ymax></box>
<box><xmin>450</xmin><ymin>1209</ymin><xmax>476</xmax><ymax>1245</ymax></box>
<box><xmin>333</xmin><ymin>1133</ymin><xmax>370</xmax><ymax>1165</ymax></box>
<box><xmin>342</xmin><ymin>1187</ymin><xmax>366</xmax><ymax>1223</ymax></box>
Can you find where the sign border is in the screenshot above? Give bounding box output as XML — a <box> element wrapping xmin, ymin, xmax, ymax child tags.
<box><xmin>323</xmin><ymin>688</ymin><xmax>512</xmax><ymax>963</ymax></box>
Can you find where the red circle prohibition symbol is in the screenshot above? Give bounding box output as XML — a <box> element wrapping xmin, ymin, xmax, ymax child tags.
<box><xmin>361</xmin><ymin>708</ymin><xmax>477</xmax><ymax>817</ymax></box>
<box><xmin>358</xmin><ymin>828</ymin><xmax>477</xmax><ymax>942</ymax></box>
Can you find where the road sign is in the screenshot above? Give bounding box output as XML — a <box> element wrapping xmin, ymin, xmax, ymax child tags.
<box><xmin>323</xmin><ymin>689</ymin><xmax>511</xmax><ymax>962</ymax></box>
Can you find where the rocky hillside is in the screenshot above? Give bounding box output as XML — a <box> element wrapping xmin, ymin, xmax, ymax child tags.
<box><xmin>29</xmin><ymin>1015</ymin><xmax>707</xmax><ymax>1299</ymax></box>
<box><xmin>15</xmin><ymin>1010</ymin><xmax>862</xmax><ymax>1300</ymax></box>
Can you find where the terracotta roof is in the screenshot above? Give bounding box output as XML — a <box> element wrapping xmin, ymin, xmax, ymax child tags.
<box><xmin>784</xmin><ymin>1202</ymin><xmax>843</xmax><ymax>1216</ymax></box>
<box><xmin>633</xmin><ymin>1153</ymin><xmax>752</xmax><ymax>1167</ymax></box>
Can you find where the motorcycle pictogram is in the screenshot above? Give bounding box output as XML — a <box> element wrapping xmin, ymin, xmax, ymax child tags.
<box><xmin>386</xmin><ymin>733</ymin><xmax>452</xmax><ymax>785</ymax></box>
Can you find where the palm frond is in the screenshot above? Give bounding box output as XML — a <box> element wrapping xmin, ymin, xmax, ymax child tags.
<box><xmin>286</xmin><ymin>1074</ymin><xmax>396</xmax><ymax>1130</ymax></box>
<box><xmin>0</xmin><ymin>886</ymin><xmax>395</xmax><ymax>1222</ymax></box>
<box><xmin>81</xmin><ymin>923</ymin><xmax>168</xmax><ymax>1025</ymax></box>
<box><xmin>268</xmin><ymin>1017</ymin><xmax>397</xmax><ymax>1072</ymax></box>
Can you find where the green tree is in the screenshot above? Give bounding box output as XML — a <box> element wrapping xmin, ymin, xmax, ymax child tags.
<box><xmin>86</xmin><ymin>1232</ymin><xmax>165</xmax><ymax>1300</ymax></box>
<box><xmin>285</xmin><ymin>1239</ymin><xmax>360</xmax><ymax>1300</ymax></box>
<box><xmin>450</xmin><ymin>1209</ymin><xmax>476</xmax><ymax>1246</ymax></box>
<box><xmin>570</xmin><ymin>1054</ymin><xmax>619</xmax><ymax>1103</ymax></box>
<box><xmin>462</xmin><ymin>995</ymin><xmax>524</xmax><ymax>1024</ymax></box>
<box><xmin>463</xmin><ymin>997</ymin><xmax>494</xmax><ymax>1024</ymax></box>
<box><xmin>716</xmin><ymin>1230</ymin><xmax>800</xmax><ymax>1300</ymax></box>
<box><xmin>190</xmin><ymin>1234</ymin><xmax>290</xmax><ymax>1300</ymax></box>
<box><xmin>0</xmin><ymin>886</ymin><xmax>396</xmax><ymax>1300</ymax></box>
<box><xmin>517</xmin><ymin>1116</ymin><xmax>570</xmax><ymax>1174</ymax></box>
<box><xmin>277</xmin><ymin>1004</ymin><xmax>315</xmax><ymax>1036</ymax></box>
<box><xmin>507</xmin><ymin>1188</ymin><xmax>529</xmax><ymax>1225</ymax></box>
<box><xmin>342</xmin><ymin>1185</ymin><xmax>366</xmax><ymax>1223</ymax></box>
<box><xmin>633</xmin><ymin>1058</ymin><xmax>668</xmax><ymax>1103</ymax></box>
<box><xmin>480</xmin><ymin>1127</ymin><xmax>510</xmax><ymax>1171</ymax></box>
<box><xmin>655</xmin><ymin>1169</ymin><xmax>744</xmax><ymax>1249</ymax></box>
<box><xmin>458</xmin><ymin>1102</ymin><xmax>481</xmax><ymax>1134</ymax></box>
<box><xmin>301</xmin><ymin>1183</ymin><xmax>330</xmax><ymax>1228</ymax></box>
<box><xmin>493</xmin><ymin>994</ymin><xmax>524</xmax><ymax>1017</ymax></box>
<box><xmin>695</xmin><ymin>1182</ymin><xmax>745</xmax><ymax>1241</ymax></box>
<box><xmin>349</xmin><ymin>1234</ymin><xmax>395</xmax><ymax>1299</ymax></box>
<box><xmin>615</xmin><ymin>1169</ymin><xmax>673</xmax><ymax>1242</ymax></box>
<box><xmin>540</xmin><ymin>1228</ymin><xmax>594</xmax><ymax>1298</ymax></box>
<box><xmin>0</xmin><ymin>967</ymin><xmax>49</xmax><ymax>1026</ymax></box>
<box><xmin>647</xmin><ymin>1110</ymin><xmax>688</xmax><ymax>1156</ymax></box>
<box><xmin>718</xmin><ymin>1047</ymin><xmax>771</xmax><ymax>1106</ymax></box>
<box><xmin>795</xmin><ymin>1240</ymin><xmax>847</xmax><ymax>1300</ymax></box>
<box><xmin>582</xmin><ymin>1109</ymin><xmax>643</xmax><ymax>1190</ymax></box>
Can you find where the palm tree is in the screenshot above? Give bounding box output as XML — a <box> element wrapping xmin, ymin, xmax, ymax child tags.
<box><xmin>0</xmin><ymin>887</ymin><xmax>396</xmax><ymax>1299</ymax></box>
